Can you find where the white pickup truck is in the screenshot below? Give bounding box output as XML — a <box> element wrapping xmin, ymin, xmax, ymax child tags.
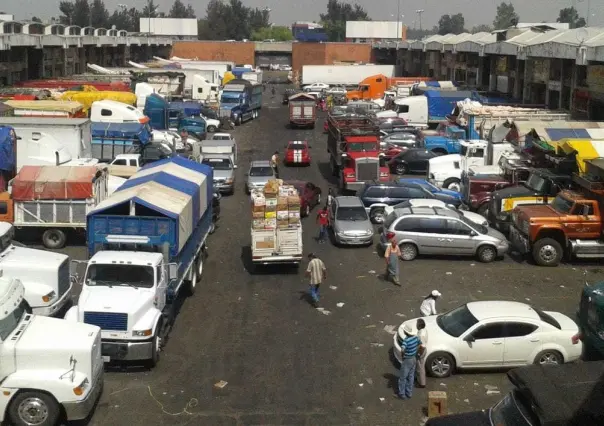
<box><xmin>0</xmin><ymin>274</ymin><xmax>103</xmax><ymax>426</ymax></box>
<box><xmin>0</xmin><ymin>222</ymin><xmax>72</xmax><ymax>317</ymax></box>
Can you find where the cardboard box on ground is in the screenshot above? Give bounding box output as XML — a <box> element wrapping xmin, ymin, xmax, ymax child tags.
<box><xmin>251</xmin><ymin>179</ymin><xmax>301</xmax><ymax>230</ymax></box>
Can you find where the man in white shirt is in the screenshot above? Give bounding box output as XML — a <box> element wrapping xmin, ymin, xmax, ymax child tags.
<box><xmin>270</xmin><ymin>151</ymin><xmax>280</xmax><ymax>178</ymax></box>
<box><xmin>416</xmin><ymin>318</ymin><xmax>428</xmax><ymax>388</ymax></box>
<box><xmin>305</xmin><ymin>253</ymin><xmax>326</xmax><ymax>307</ymax></box>
<box><xmin>420</xmin><ymin>290</ymin><xmax>441</xmax><ymax>316</ymax></box>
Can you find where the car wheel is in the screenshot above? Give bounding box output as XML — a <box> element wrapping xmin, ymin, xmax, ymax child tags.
<box><xmin>399</xmin><ymin>243</ymin><xmax>418</xmax><ymax>261</ymax></box>
<box><xmin>370</xmin><ymin>208</ymin><xmax>385</xmax><ymax>224</ymax></box>
<box><xmin>207</xmin><ymin>125</ymin><xmax>217</xmax><ymax>133</ymax></box>
<box><xmin>534</xmin><ymin>349</ymin><xmax>563</xmax><ymax>365</ymax></box>
<box><xmin>443</xmin><ymin>178</ymin><xmax>461</xmax><ymax>192</ymax></box>
<box><xmin>427</xmin><ymin>352</ymin><xmax>455</xmax><ymax>378</ymax></box>
<box><xmin>532</xmin><ymin>238</ymin><xmax>563</xmax><ymax>267</ymax></box>
<box><xmin>395</xmin><ymin>163</ymin><xmax>408</xmax><ymax>175</ymax></box>
<box><xmin>477</xmin><ymin>245</ymin><xmax>497</xmax><ymax>263</ymax></box>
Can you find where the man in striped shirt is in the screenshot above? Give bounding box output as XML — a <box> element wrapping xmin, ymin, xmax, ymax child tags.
<box><xmin>305</xmin><ymin>253</ymin><xmax>326</xmax><ymax>307</ymax></box>
<box><xmin>397</xmin><ymin>323</ymin><xmax>422</xmax><ymax>400</ymax></box>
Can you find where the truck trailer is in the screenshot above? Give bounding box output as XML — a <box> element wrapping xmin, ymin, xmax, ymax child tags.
<box><xmin>301</xmin><ymin>65</ymin><xmax>395</xmax><ymax>86</ymax></box>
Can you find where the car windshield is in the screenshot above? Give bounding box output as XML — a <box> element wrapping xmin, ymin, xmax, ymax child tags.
<box><xmin>524</xmin><ymin>173</ymin><xmax>547</xmax><ymax>192</ymax></box>
<box><xmin>489</xmin><ymin>391</ymin><xmax>540</xmax><ymax>426</ymax></box>
<box><xmin>417</xmin><ymin>181</ymin><xmax>438</xmax><ymax>192</ymax></box>
<box><xmin>250</xmin><ymin>166</ymin><xmax>273</xmax><ymax>177</ymax></box>
<box><xmin>532</xmin><ymin>306</ymin><xmax>561</xmax><ymax>329</ymax></box>
<box><xmin>0</xmin><ymin>300</ymin><xmax>27</xmax><ymax>340</ymax></box>
<box><xmin>459</xmin><ymin>213</ymin><xmax>488</xmax><ymax>234</ymax></box>
<box><xmin>346</xmin><ymin>143</ymin><xmax>378</xmax><ymax>152</ymax></box>
<box><xmin>337</xmin><ymin>206</ymin><xmax>368</xmax><ymax>221</ymax></box>
<box><xmin>202</xmin><ymin>158</ymin><xmax>232</xmax><ymax>170</ymax></box>
<box><xmin>551</xmin><ymin>195</ymin><xmax>574</xmax><ymax>214</ymax></box>
<box><xmin>436</xmin><ymin>304</ymin><xmax>479</xmax><ymax>337</ymax></box>
<box><xmin>85</xmin><ymin>264</ymin><xmax>155</xmax><ymax>289</ymax></box>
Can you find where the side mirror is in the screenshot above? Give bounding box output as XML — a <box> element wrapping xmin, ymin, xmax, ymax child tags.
<box><xmin>470</xmin><ymin>231</ymin><xmax>478</xmax><ymax>237</ymax></box>
<box><xmin>234</xmin><ymin>165</ymin><xmax>238</xmax><ymax>169</ymax></box>
<box><xmin>168</xmin><ymin>263</ymin><xmax>178</xmax><ymax>280</ymax></box>
<box><xmin>464</xmin><ymin>334</ymin><xmax>475</xmax><ymax>343</ymax></box>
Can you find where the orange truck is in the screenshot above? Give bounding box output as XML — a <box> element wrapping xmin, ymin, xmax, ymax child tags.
<box><xmin>346</xmin><ymin>75</ymin><xmax>433</xmax><ymax>101</ymax></box>
<box><xmin>509</xmin><ymin>158</ymin><xmax>604</xmax><ymax>266</ymax></box>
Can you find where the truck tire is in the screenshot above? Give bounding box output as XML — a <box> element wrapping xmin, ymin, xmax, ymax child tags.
<box><xmin>146</xmin><ymin>322</ymin><xmax>162</xmax><ymax>369</ymax></box>
<box><xmin>236</xmin><ymin>116</ymin><xmax>242</xmax><ymax>126</ymax></box>
<box><xmin>8</xmin><ymin>391</ymin><xmax>60</xmax><ymax>426</ymax></box>
<box><xmin>532</xmin><ymin>238</ymin><xmax>563</xmax><ymax>267</ymax></box>
<box><xmin>42</xmin><ymin>229</ymin><xmax>67</xmax><ymax>249</ymax></box>
<box><xmin>477</xmin><ymin>203</ymin><xmax>489</xmax><ymax>217</ymax></box>
<box><xmin>207</xmin><ymin>125</ymin><xmax>217</xmax><ymax>132</ymax></box>
<box><xmin>443</xmin><ymin>178</ymin><xmax>461</xmax><ymax>192</ymax></box>
<box><xmin>432</xmin><ymin>148</ymin><xmax>447</xmax><ymax>156</ymax></box>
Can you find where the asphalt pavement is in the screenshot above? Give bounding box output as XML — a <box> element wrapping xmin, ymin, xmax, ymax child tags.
<box><xmin>48</xmin><ymin>92</ymin><xmax>604</xmax><ymax>426</ymax></box>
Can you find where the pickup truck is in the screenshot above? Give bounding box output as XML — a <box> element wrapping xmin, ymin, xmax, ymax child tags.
<box><xmin>105</xmin><ymin>145</ymin><xmax>173</xmax><ymax>178</ymax></box>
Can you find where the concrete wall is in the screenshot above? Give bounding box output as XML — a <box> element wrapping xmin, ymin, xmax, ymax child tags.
<box><xmin>171</xmin><ymin>41</ymin><xmax>256</xmax><ymax>65</ymax></box>
<box><xmin>292</xmin><ymin>42</ymin><xmax>373</xmax><ymax>73</ymax></box>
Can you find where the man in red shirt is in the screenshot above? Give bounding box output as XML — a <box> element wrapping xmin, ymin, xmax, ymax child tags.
<box><xmin>316</xmin><ymin>205</ymin><xmax>329</xmax><ymax>243</ymax></box>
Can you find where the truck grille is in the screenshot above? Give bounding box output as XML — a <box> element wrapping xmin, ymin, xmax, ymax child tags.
<box><xmin>57</xmin><ymin>259</ymin><xmax>70</xmax><ymax>296</ymax></box>
<box><xmin>356</xmin><ymin>159</ymin><xmax>379</xmax><ymax>181</ymax></box>
<box><xmin>219</xmin><ymin>108</ymin><xmax>231</xmax><ymax>118</ymax></box>
<box><xmin>84</xmin><ymin>312</ymin><xmax>128</xmax><ymax>331</ymax></box>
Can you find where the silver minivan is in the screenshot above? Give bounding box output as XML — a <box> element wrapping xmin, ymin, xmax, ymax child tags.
<box><xmin>379</xmin><ymin>206</ymin><xmax>508</xmax><ymax>263</ymax></box>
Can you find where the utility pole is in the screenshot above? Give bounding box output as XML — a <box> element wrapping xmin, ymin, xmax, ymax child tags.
<box><xmin>416</xmin><ymin>9</ymin><xmax>424</xmax><ymax>31</ymax></box>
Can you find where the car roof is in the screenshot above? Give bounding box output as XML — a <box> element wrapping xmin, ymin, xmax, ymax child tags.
<box><xmin>335</xmin><ymin>196</ymin><xmax>364</xmax><ymax>207</ymax></box>
<box><xmin>288</xmin><ymin>140</ymin><xmax>307</xmax><ymax>145</ymax></box>
<box><xmin>250</xmin><ymin>160</ymin><xmax>271</xmax><ymax>167</ymax></box>
<box><xmin>466</xmin><ymin>301</ymin><xmax>539</xmax><ymax>321</ymax></box>
<box><xmin>394</xmin><ymin>206</ymin><xmax>459</xmax><ymax>219</ymax></box>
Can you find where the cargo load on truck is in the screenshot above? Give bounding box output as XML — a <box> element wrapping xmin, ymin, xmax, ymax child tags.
<box><xmin>59</xmin><ymin>89</ymin><xmax>137</xmax><ymax>114</ymax></box>
<box><xmin>302</xmin><ymin>65</ymin><xmax>395</xmax><ymax>86</ymax></box>
<box><xmin>1</xmin><ymin>165</ymin><xmax>108</xmax><ymax>249</ymax></box>
<box><xmin>4</xmin><ymin>100</ymin><xmax>86</xmax><ymax>118</ymax></box>
<box><xmin>250</xmin><ymin>179</ymin><xmax>303</xmax><ymax>266</ymax></box>
<box><xmin>91</xmin><ymin>122</ymin><xmax>152</xmax><ymax>162</ymax></box>
<box><xmin>288</xmin><ymin>92</ymin><xmax>316</xmax><ymax>128</ymax></box>
<box><xmin>66</xmin><ymin>156</ymin><xmax>212</xmax><ymax>367</ymax></box>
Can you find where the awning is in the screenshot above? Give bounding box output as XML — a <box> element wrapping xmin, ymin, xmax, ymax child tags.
<box><xmin>12</xmin><ymin>165</ymin><xmax>100</xmax><ymax>201</ymax></box>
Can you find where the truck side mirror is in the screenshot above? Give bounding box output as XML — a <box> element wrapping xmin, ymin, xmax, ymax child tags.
<box><xmin>168</xmin><ymin>263</ymin><xmax>178</xmax><ymax>280</ymax></box>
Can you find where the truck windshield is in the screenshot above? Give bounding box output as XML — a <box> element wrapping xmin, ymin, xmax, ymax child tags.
<box><xmin>525</xmin><ymin>173</ymin><xmax>547</xmax><ymax>192</ymax></box>
<box><xmin>347</xmin><ymin>143</ymin><xmax>378</xmax><ymax>152</ymax></box>
<box><xmin>551</xmin><ymin>195</ymin><xmax>574</xmax><ymax>214</ymax></box>
<box><xmin>86</xmin><ymin>264</ymin><xmax>154</xmax><ymax>289</ymax></box>
<box><xmin>221</xmin><ymin>93</ymin><xmax>241</xmax><ymax>105</ymax></box>
<box><xmin>436</xmin><ymin>304</ymin><xmax>479</xmax><ymax>337</ymax></box>
<box><xmin>202</xmin><ymin>158</ymin><xmax>232</xmax><ymax>170</ymax></box>
<box><xmin>0</xmin><ymin>300</ymin><xmax>27</xmax><ymax>341</ymax></box>
<box><xmin>489</xmin><ymin>391</ymin><xmax>539</xmax><ymax>426</ymax></box>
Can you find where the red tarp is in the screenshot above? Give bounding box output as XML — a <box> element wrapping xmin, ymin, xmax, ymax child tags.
<box><xmin>12</xmin><ymin>166</ymin><xmax>99</xmax><ymax>200</ymax></box>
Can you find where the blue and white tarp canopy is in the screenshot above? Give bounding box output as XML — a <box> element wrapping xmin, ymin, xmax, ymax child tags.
<box><xmin>90</xmin><ymin>157</ymin><xmax>212</xmax><ymax>252</ymax></box>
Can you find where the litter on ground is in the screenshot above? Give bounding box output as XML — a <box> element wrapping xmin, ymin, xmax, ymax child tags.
<box><xmin>214</xmin><ymin>381</ymin><xmax>228</xmax><ymax>389</ymax></box>
<box><xmin>329</xmin><ymin>285</ymin><xmax>338</xmax><ymax>290</ymax></box>
<box><xmin>316</xmin><ymin>307</ymin><xmax>331</xmax><ymax>315</ymax></box>
<box><xmin>336</xmin><ymin>302</ymin><xmax>345</xmax><ymax>308</ymax></box>
<box><xmin>383</xmin><ymin>325</ymin><xmax>397</xmax><ymax>335</ymax></box>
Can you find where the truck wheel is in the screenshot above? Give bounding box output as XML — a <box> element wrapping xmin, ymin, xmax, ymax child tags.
<box><xmin>147</xmin><ymin>325</ymin><xmax>162</xmax><ymax>369</ymax></box>
<box><xmin>236</xmin><ymin>116</ymin><xmax>242</xmax><ymax>126</ymax></box>
<box><xmin>370</xmin><ymin>208</ymin><xmax>386</xmax><ymax>224</ymax></box>
<box><xmin>9</xmin><ymin>391</ymin><xmax>60</xmax><ymax>426</ymax></box>
<box><xmin>399</xmin><ymin>243</ymin><xmax>418</xmax><ymax>261</ymax></box>
<box><xmin>207</xmin><ymin>125</ymin><xmax>216</xmax><ymax>132</ymax></box>
<box><xmin>42</xmin><ymin>229</ymin><xmax>66</xmax><ymax>249</ymax></box>
<box><xmin>532</xmin><ymin>238</ymin><xmax>563</xmax><ymax>267</ymax></box>
<box><xmin>395</xmin><ymin>163</ymin><xmax>408</xmax><ymax>175</ymax></box>
<box><xmin>443</xmin><ymin>178</ymin><xmax>461</xmax><ymax>192</ymax></box>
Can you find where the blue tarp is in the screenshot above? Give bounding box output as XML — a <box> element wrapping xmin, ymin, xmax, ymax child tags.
<box><xmin>91</xmin><ymin>122</ymin><xmax>152</xmax><ymax>145</ymax></box>
<box><xmin>0</xmin><ymin>126</ymin><xmax>16</xmax><ymax>172</ymax></box>
<box><xmin>545</xmin><ymin>128</ymin><xmax>591</xmax><ymax>140</ymax></box>
<box><xmin>170</xmin><ymin>101</ymin><xmax>202</xmax><ymax>117</ymax></box>
<box><xmin>425</xmin><ymin>91</ymin><xmax>477</xmax><ymax>119</ymax></box>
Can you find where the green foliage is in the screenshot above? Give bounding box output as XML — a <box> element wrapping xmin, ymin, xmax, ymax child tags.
<box><xmin>90</xmin><ymin>0</ymin><xmax>109</xmax><ymax>28</ymax></box>
<box><xmin>471</xmin><ymin>24</ymin><xmax>492</xmax><ymax>33</ymax></box>
<box><xmin>251</xmin><ymin>26</ymin><xmax>293</xmax><ymax>41</ymax></box>
<box><xmin>557</xmin><ymin>7</ymin><xmax>586</xmax><ymax>29</ymax></box>
<box><xmin>142</xmin><ymin>0</ymin><xmax>159</xmax><ymax>18</ymax></box>
<box><xmin>437</xmin><ymin>13</ymin><xmax>465</xmax><ymax>35</ymax></box>
<box><xmin>169</xmin><ymin>0</ymin><xmax>196</xmax><ymax>19</ymax></box>
<box><xmin>197</xmin><ymin>0</ymin><xmax>270</xmax><ymax>40</ymax></box>
<box><xmin>319</xmin><ymin>0</ymin><xmax>371</xmax><ymax>42</ymax></box>
<box><xmin>493</xmin><ymin>2</ymin><xmax>519</xmax><ymax>30</ymax></box>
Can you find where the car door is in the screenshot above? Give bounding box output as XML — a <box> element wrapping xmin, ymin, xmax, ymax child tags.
<box><xmin>387</xmin><ymin>187</ymin><xmax>409</xmax><ymax>205</ymax></box>
<box><xmin>402</xmin><ymin>150</ymin><xmax>419</xmax><ymax>170</ymax></box>
<box><xmin>458</xmin><ymin>323</ymin><xmax>506</xmax><ymax>367</ymax></box>
<box><xmin>415</xmin><ymin>150</ymin><xmax>435</xmax><ymax>172</ymax></box>
<box><xmin>328</xmin><ymin>202</ymin><xmax>337</xmax><ymax>227</ymax></box>
<box><xmin>444</xmin><ymin>219</ymin><xmax>477</xmax><ymax>255</ymax></box>
<box><xmin>502</xmin><ymin>322</ymin><xmax>541</xmax><ymax>366</ymax></box>
<box><xmin>406</xmin><ymin>187</ymin><xmax>429</xmax><ymax>201</ymax></box>
<box><xmin>414</xmin><ymin>217</ymin><xmax>448</xmax><ymax>254</ymax></box>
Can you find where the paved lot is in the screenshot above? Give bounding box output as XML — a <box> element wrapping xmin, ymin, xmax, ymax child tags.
<box><xmin>42</xmin><ymin>92</ymin><xmax>604</xmax><ymax>425</ymax></box>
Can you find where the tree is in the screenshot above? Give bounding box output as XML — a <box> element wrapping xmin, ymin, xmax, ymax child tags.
<box><xmin>320</xmin><ymin>0</ymin><xmax>370</xmax><ymax>42</ymax></box>
<box><xmin>142</xmin><ymin>0</ymin><xmax>159</xmax><ymax>18</ymax></box>
<box><xmin>493</xmin><ymin>2</ymin><xmax>519</xmax><ymax>30</ymax></box>
<box><xmin>437</xmin><ymin>13</ymin><xmax>465</xmax><ymax>35</ymax></box>
<box><xmin>471</xmin><ymin>24</ymin><xmax>492</xmax><ymax>33</ymax></box>
<box><xmin>251</xmin><ymin>26</ymin><xmax>293</xmax><ymax>41</ymax></box>
<box><xmin>197</xmin><ymin>0</ymin><xmax>270</xmax><ymax>40</ymax></box>
<box><xmin>31</xmin><ymin>16</ymin><xmax>42</xmax><ymax>23</ymax></box>
<box><xmin>249</xmin><ymin>8</ymin><xmax>270</xmax><ymax>32</ymax></box>
<box><xmin>557</xmin><ymin>7</ymin><xmax>586</xmax><ymax>29</ymax></box>
<box><xmin>89</xmin><ymin>0</ymin><xmax>109</xmax><ymax>28</ymax></box>
<box><xmin>169</xmin><ymin>0</ymin><xmax>196</xmax><ymax>19</ymax></box>
<box><xmin>406</xmin><ymin>28</ymin><xmax>435</xmax><ymax>40</ymax></box>
<box><xmin>58</xmin><ymin>1</ymin><xmax>75</xmax><ymax>25</ymax></box>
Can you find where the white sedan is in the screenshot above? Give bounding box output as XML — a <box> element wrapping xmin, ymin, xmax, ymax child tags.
<box><xmin>384</xmin><ymin>199</ymin><xmax>488</xmax><ymax>227</ymax></box>
<box><xmin>303</xmin><ymin>83</ymin><xmax>329</xmax><ymax>91</ymax></box>
<box><xmin>393</xmin><ymin>301</ymin><xmax>581</xmax><ymax>378</ymax></box>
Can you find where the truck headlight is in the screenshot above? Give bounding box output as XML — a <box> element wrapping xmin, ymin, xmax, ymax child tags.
<box><xmin>520</xmin><ymin>220</ymin><xmax>529</xmax><ymax>234</ymax></box>
<box><xmin>42</xmin><ymin>291</ymin><xmax>56</xmax><ymax>303</ymax></box>
<box><xmin>73</xmin><ymin>378</ymin><xmax>90</xmax><ymax>396</ymax></box>
<box><xmin>133</xmin><ymin>329</ymin><xmax>152</xmax><ymax>337</ymax></box>
<box><xmin>225</xmin><ymin>178</ymin><xmax>234</xmax><ymax>184</ymax></box>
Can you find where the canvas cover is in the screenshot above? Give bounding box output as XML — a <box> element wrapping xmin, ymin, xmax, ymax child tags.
<box><xmin>58</xmin><ymin>91</ymin><xmax>136</xmax><ymax>112</ymax></box>
<box><xmin>4</xmin><ymin>100</ymin><xmax>83</xmax><ymax>114</ymax></box>
<box><xmin>0</xmin><ymin>126</ymin><xmax>16</xmax><ymax>172</ymax></box>
<box><xmin>12</xmin><ymin>165</ymin><xmax>99</xmax><ymax>201</ymax></box>
<box><xmin>170</xmin><ymin>101</ymin><xmax>201</xmax><ymax>117</ymax></box>
<box><xmin>91</xmin><ymin>122</ymin><xmax>152</xmax><ymax>145</ymax></box>
<box><xmin>513</xmin><ymin>121</ymin><xmax>604</xmax><ymax>150</ymax></box>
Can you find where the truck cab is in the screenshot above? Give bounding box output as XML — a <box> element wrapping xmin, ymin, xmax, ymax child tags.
<box><xmin>347</xmin><ymin>74</ymin><xmax>388</xmax><ymax>101</ymax></box>
<box><xmin>191</xmin><ymin>75</ymin><xmax>220</xmax><ymax>103</ymax></box>
<box><xmin>143</xmin><ymin>94</ymin><xmax>207</xmax><ymax>139</ymax></box>
<box><xmin>0</xmin><ymin>274</ymin><xmax>103</xmax><ymax>426</ymax></box>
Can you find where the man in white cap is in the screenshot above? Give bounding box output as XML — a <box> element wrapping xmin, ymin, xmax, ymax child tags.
<box><xmin>397</xmin><ymin>322</ymin><xmax>422</xmax><ymax>400</ymax></box>
<box><xmin>420</xmin><ymin>290</ymin><xmax>441</xmax><ymax>317</ymax></box>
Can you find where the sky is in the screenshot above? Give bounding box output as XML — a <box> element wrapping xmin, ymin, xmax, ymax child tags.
<box><xmin>12</xmin><ymin>0</ymin><xmax>604</xmax><ymax>29</ymax></box>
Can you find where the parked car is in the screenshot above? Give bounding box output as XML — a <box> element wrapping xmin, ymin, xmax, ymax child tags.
<box><xmin>328</xmin><ymin>196</ymin><xmax>374</xmax><ymax>246</ymax></box>
<box><xmin>303</xmin><ymin>83</ymin><xmax>329</xmax><ymax>91</ymax></box>
<box><xmin>393</xmin><ymin>301</ymin><xmax>582</xmax><ymax>378</ymax></box>
<box><xmin>397</xmin><ymin>178</ymin><xmax>462</xmax><ymax>202</ymax></box>
<box><xmin>380</xmin><ymin>133</ymin><xmax>421</xmax><ymax>160</ymax></box>
<box><xmin>284</xmin><ymin>140</ymin><xmax>311</xmax><ymax>166</ymax></box>
<box><xmin>389</xmin><ymin>149</ymin><xmax>437</xmax><ymax>175</ymax></box>
<box><xmin>284</xmin><ymin>180</ymin><xmax>322</xmax><ymax>217</ymax></box>
<box><xmin>209</xmin><ymin>132</ymin><xmax>234</xmax><ymax>141</ymax></box>
<box><xmin>201</xmin><ymin>156</ymin><xmax>235</xmax><ymax>194</ymax></box>
<box><xmin>384</xmin><ymin>199</ymin><xmax>487</xmax><ymax>227</ymax></box>
<box><xmin>357</xmin><ymin>181</ymin><xmax>463</xmax><ymax>224</ymax></box>
<box><xmin>245</xmin><ymin>160</ymin><xmax>276</xmax><ymax>193</ymax></box>
<box><xmin>378</xmin><ymin>205</ymin><xmax>509</xmax><ymax>262</ymax></box>
<box><xmin>326</xmin><ymin>86</ymin><xmax>346</xmax><ymax>95</ymax></box>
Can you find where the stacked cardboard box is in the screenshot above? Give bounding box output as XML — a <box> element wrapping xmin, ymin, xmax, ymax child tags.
<box><xmin>251</xmin><ymin>179</ymin><xmax>302</xmax><ymax>230</ymax></box>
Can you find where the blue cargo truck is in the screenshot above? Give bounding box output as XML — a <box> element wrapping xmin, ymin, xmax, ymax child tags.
<box><xmin>90</xmin><ymin>122</ymin><xmax>152</xmax><ymax>162</ymax></box>
<box><xmin>65</xmin><ymin>156</ymin><xmax>213</xmax><ymax>367</ymax></box>
<box><xmin>219</xmin><ymin>79</ymin><xmax>262</xmax><ymax>125</ymax></box>
<box><xmin>144</xmin><ymin>94</ymin><xmax>208</xmax><ymax>138</ymax></box>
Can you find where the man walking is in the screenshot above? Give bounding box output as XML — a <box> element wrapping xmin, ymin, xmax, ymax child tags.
<box><xmin>316</xmin><ymin>205</ymin><xmax>329</xmax><ymax>243</ymax></box>
<box><xmin>305</xmin><ymin>253</ymin><xmax>326</xmax><ymax>307</ymax></box>
<box><xmin>270</xmin><ymin>151</ymin><xmax>280</xmax><ymax>178</ymax></box>
<box><xmin>397</xmin><ymin>323</ymin><xmax>422</xmax><ymax>400</ymax></box>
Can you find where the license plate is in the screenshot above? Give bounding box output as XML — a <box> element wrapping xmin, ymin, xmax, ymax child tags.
<box><xmin>102</xmin><ymin>356</ymin><xmax>110</xmax><ymax>363</ymax></box>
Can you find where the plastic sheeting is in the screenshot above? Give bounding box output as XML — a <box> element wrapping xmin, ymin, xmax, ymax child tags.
<box><xmin>4</xmin><ymin>100</ymin><xmax>83</xmax><ymax>114</ymax></box>
<box><xmin>12</xmin><ymin>165</ymin><xmax>100</xmax><ymax>200</ymax></box>
<box><xmin>91</xmin><ymin>122</ymin><xmax>152</xmax><ymax>145</ymax></box>
<box><xmin>0</xmin><ymin>126</ymin><xmax>16</xmax><ymax>172</ymax></box>
<box><xmin>58</xmin><ymin>91</ymin><xmax>136</xmax><ymax>113</ymax></box>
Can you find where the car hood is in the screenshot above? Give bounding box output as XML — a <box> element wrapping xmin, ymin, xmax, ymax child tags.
<box><xmin>461</xmin><ymin>211</ymin><xmax>488</xmax><ymax>226</ymax></box>
<box><xmin>516</xmin><ymin>204</ymin><xmax>560</xmax><ymax>220</ymax></box>
<box><xmin>213</xmin><ymin>169</ymin><xmax>234</xmax><ymax>179</ymax></box>
<box><xmin>424</xmin><ymin>410</ymin><xmax>490</xmax><ymax>426</ymax></box>
<box><xmin>545</xmin><ymin>311</ymin><xmax>579</xmax><ymax>332</ymax></box>
<box><xmin>493</xmin><ymin>184</ymin><xmax>531</xmax><ymax>199</ymax></box>
<box><xmin>398</xmin><ymin>316</ymin><xmax>450</xmax><ymax>343</ymax></box>
<box><xmin>429</xmin><ymin>154</ymin><xmax>461</xmax><ymax>166</ymax></box>
<box><xmin>436</xmin><ymin>188</ymin><xmax>462</xmax><ymax>199</ymax></box>
<box><xmin>334</xmin><ymin>219</ymin><xmax>373</xmax><ymax>234</ymax></box>
<box><xmin>248</xmin><ymin>176</ymin><xmax>272</xmax><ymax>186</ymax></box>
<box><xmin>433</xmin><ymin>193</ymin><xmax>460</xmax><ymax>204</ymax></box>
